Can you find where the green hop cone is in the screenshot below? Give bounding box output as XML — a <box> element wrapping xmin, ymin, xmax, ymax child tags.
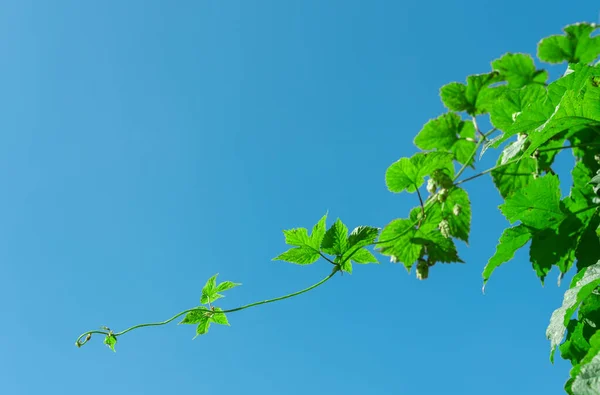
<box><xmin>439</xmin><ymin>219</ymin><xmax>451</xmax><ymax>239</ymax></box>
<box><xmin>437</xmin><ymin>188</ymin><xmax>449</xmax><ymax>203</ymax></box>
<box><xmin>432</xmin><ymin>169</ymin><xmax>453</xmax><ymax>189</ymax></box>
<box><xmin>416</xmin><ymin>259</ymin><xmax>429</xmax><ymax>280</ymax></box>
<box><xmin>426</xmin><ymin>178</ymin><xmax>437</xmax><ymax>195</ymax></box>
<box><xmin>453</xmin><ymin>204</ymin><xmax>462</xmax><ymax>216</ymax></box>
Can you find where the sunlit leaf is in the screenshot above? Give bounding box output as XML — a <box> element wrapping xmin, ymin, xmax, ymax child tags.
<box><xmin>482</xmin><ymin>224</ymin><xmax>531</xmax><ymax>288</ymax></box>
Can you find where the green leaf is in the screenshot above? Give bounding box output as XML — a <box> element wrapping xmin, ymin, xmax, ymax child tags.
<box><xmin>499</xmin><ymin>174</ymin><xmax>565</xmax><ymax>229</ymax></box>
<box><xmin>575</xmin><ymin>213</ymin><xmax>600</xmax><ymax>272</ymax></box>
<box><xmin>439</xmin><ymin>72</ymin><xmax>503</xmax><ymax>115</ymax></box>
<box><xmin>309</xmin><ymin>214</ymin><xmax>328</xmax><ymax>250</ymax></box>
<box><xmin>424</xmin><ymin>187</ymin><xmax>471</xmax><ymax>243</ymax></box>
<box><xmin>272</xmin><ymin>246</ymin><xmax>321</xmax><ymax>265</ymax></box>
<box><xmin>282</xmin><ymin>228</ymin><xmax>311</xmax><ymax>247</ymax></box>
<box><xmin>547</xmin><ymin>262</ymin><xmax>600</xmax><ymax>362</ymax></box>
<box><xmin>179</xmin><ymin>308</ymin><xmax>211</xmax><ymax>325</ymax></box>
<box><xmin>321</xmin><ymin>219</ymin><xmax>349</xmax><ymax>256</ymax></box>
<box><xmin>200</xmin><ymin>274</ymin><xmax>240</xmax><ymax>304</ymax></box>
<box><xmin>489</xmin><ymin>84</ymin><xmax>547</xmax><ymax>133</ymax></box>
<box><xmin>523</xmin><ymin>78</ymin><xmax>600</xmax><ymax>157</ymax></box>
<box><xmin>385</xmin><ymin>152</ymin><xmax>454</xmax><ymax>193</ymax></box>
<box><xmin>412</xmin><ymin>229</ymin><xmax>464</xmax><ymax>264</ymax></box>
<box><xmin>210</xmin><ymin>308</ymin><xmax>230</xmax><ymax>326</ymax></box>
<box><xmin>497</xmin><ymin>65</ymin><xmax>598</xmax><ymax>146</ymax></box>
<box><xmin>377</xmin><ymin>218</ymin><xmax>423</xmax><ymax>270</ymax></box>
<box><xmin>201</xmin><ymin>274</ymin><xmax>220</xmax><ymax>304</ymax></box>
<box><xmin>529</xmin><ymin>215</ymin><xmax>583</xmax><ymax>283</ymax></box>
<box><xmin>348</xmin><ymin>248</ymin><xmax>378</xmax><ymax>264</ymax></box>
<box><xmin>548</xmin><ymin>64</ymin><xmax>600</xmax><ymax>104</ymax></box>
<box><xmin>570</xmin><ymin>331</ymin><xmax>600</xmax><ymax>394</ymax></box>
<box><xmin>538</xmin><ymin>23</ymin><xmax>600</xmax><ymax>64</ymax></box>
<box><xmin>195</xmin><ymin>316</ymin><xmax>211</xmax><ymax>337</ymax></box>
<box><xmin>482</xmin><ymin>224</ymin><xmax>532</xmax><ymax>287</ymax></box>
<box><xmin>216</xmin><ymin>280</ymin><xmax>241</xmax><ymax>293</ymax></box>
<box><xmin>341</xmin><ymin>226</ymin><xmax>380</xmax><ymax>265</ymax></box>
<box><xmin>273</xmin><ymin>214</ymin><xmax>329</xmax><ymax>265</ymax></box>
<box><xmin>414</xmin><ymin>113</ymin><xmax>476</xmax><ymax>165</ymax></box>
<box><xmin>491</xmin><ymin>155</ymin><xmax>537</xmax><ymax>199</ymax></box>
<box><xmin>491</xmin><ymin>52</ymin><xmax>548</xmax><ymax>88</ymax></box>
<box><xmin>338</xmin><ymin>257</ymin><xmax>353</xmax><ymax>274</ymax></box>
<box><xmin>104</xmin><ymin>334</ymin><xmax>117</xmax><ymax>352</ymax></box>
<box><xmin>347</xmin><ymin>226</ymin><xmax>380</xmax><ymax>250</ymax></box>
<box><xmin>560</xmin><ymin>320</ymin><xmax>591</xmax><ymax>365</ymax></box>
<box><xmin>571</xmin><ymin>352</ymin><xmax>600</xmax><ymax>395</ymax></box>
<box><xmin>445</xmin><ymin>187</ymin><xmax>471</xmax><ymax>243</ymax></box>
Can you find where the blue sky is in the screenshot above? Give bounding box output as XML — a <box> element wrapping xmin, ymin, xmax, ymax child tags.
<box><xmin>1</xmin><ymin>1</ymin><xmax>598</xmax><ymax>394</ymax></box>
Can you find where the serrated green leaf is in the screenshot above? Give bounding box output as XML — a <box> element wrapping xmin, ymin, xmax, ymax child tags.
<box><xmin>445</xmin><ymin>187</ymin><xmax>471</xmax><ymax>243</ymax></box>
<box><xmin>195</xmin><ymin>317</ymin><xmax>211</xmax><ymax>338</ymax></box>
<box><xmin>491</xmin><ymin>154</ymin><xmax>537</xmax><ymax>199</ymax></box>
<box><xmin>440</xmin><ymin>82</ymin><xmax>469</xmax><ymax>112</ymax></box>
<box><xmin>321</xmin><ymin>219</ymin><xmax>349</xmax><ymax>256</ymax></box>
<box><xmin>523</xmin><ymin>79</ymin><xmax>600</xmax><ymax>157</ymax></box>
<box><xmin>482</xmin><ymin>224</ymin><xmax>531</xmax><ymax>287</ymax></box>
<box><xmin>498</xmin><ymin>64</ymin><xmax>598</xmax><ymax>145</ymax></box>
<box><xmin>385</xmin><ymin>152</ymin><xmax>454</xmax><ymax>193</ymax></box>
<box><xmin>347</xmin><ymin>226</ymin><xmax>380</xmax><ymax>249</ymax></box>
<box><xmin>547</xmin><ymin>262</ymin><xmax>600</xmax><ymax>362</ymax></box>
<box><xmin>201</xmin><ymin>274</ymin><xmax>220</xmax><ymax>304</ymax></box>
<box><xmin>348</xmin><ymin>248</ymin><xmax>378</xmax><ymax>264</ymax></box>
<box><xmin>560</xmin><ymin>320</ymin><xmax>591</xmax><ymax>365</ymax></box>
<box><xmin>499</xmin><ymin>174</ymin><xmax>565</xmax><ymax>229</ymax></box>
<box><xmin>576</xmin><ymin>213</ymin><xmax>600</xmax><ymax>272</ymax></box>
<box><xmin>571</xmin><ymin>352</ymin><xmax>600</xmax><ymax>395</ymax></box>
<box><xmin>529</xmin><ymin>215</ymin><xmax>583</xmax><ymax>283</ymax></box>
<box><xmin>104</xmin><ymin>334</ymin><xmax>117</xmax><ymax>352</ymax></box>
<box><xmin>283</xmin><ymin>228</ymin><xmax>311</xmax><ymax>247</ymax></box>
<box><xmin>439</xmin><ymin>72</ymin><xmax>503</xmax><ymax>115</ymax></box>
<box><xmin>339</xmin><ymin>257</ymin><xmax>353</xmax><ymax>274</ymax></box>
<box><xmin>377</xmin><ymin>218</ymin><xmax>422</xmax><ymax>270</ymax></box>
<box><xmin>412</xmin><ymin>229</ymin><xmax>464</xmax><ymax>264</ymax></box>
<box><xmin>309</xmin><ymin>214</ymin><xmax>328</xmax><ymax>250</ymax></box>
<box><xmin>570</xmin><ymin>330</ymin><xmax>600</xmax><ymax>394</ymax></box>
<box><xmin>216</xmin><ymin>280</ymin><xmax>241</xmax><ymax>293</ymax></box>
<box><xmin>424</xmin><ymin>187</ymin><xmax>471</xmax><ymax>244</ymax></box>
<box><xmin>273</xmin><ymin>246</ymin><xmax>321</xmax><ymax>265</ymax></box>
<box><xmin>491</xmin><ymin>52</ymin><xmax>548</xmax><ymax>89</ymax></box>
<box><xmin>179</xmin><ymin>308</ymin><xmax>211</xmax><ymax>325</ymax></box>
<box><xmin>490</xmin><ymin>84</ymin><xmax>547</xmax><ymax>137</ymax></box>
<box><xmin>414</xmin><ymin>113</ymin><xmax>476</xmax><ymax>165</ymax></box>
<box><xmin>538</xmin><ymin>23</ymin><xmax>600</xmax><ymax>64</ymax></box>
<box><xmin>210</xmin><ymin>308</ymin><xmax>230</xmax><ymax>326</ymax></box>
<box><xmin>202</xmin><ymin>274</ymin><xmax>217</xmax><ymax>296</ymax></box>
<box><xmin>548</xmin><ymin>64</ymin><xmax>600</xmax><ymax>104</ymax></box>
<box><xmin>273</xmin><ymin>214</ymin><xmax>328</xmax><ymax>265</ymax></box>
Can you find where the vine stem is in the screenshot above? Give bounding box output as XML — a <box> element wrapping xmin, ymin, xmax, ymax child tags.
<box><xmin>537</xmin><ymin>141</ymin><xmax>600</xmax><ymax>153</ymax></box>
<box><xmin>76</xmin><ymin>267</ymin><xmax>340</xmax><ymax>345</ymax></box>
<box><xmin>454</xmin><ymin>157</ymin><xmax>521</xmax><ymax>186</ymax></box>
<box><xmin>415</xmin><ymin>185</ymin><xmax>425</xmax><ymax>220</ymax></box>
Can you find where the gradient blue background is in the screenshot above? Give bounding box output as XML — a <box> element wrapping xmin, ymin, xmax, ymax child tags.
<box><xmin>2</xmin><ymin>1</ymin><xmax>598</xmax><ymax>394</ymax></box>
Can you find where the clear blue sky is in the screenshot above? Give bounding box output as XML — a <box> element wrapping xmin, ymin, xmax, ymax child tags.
<box><xmin>1</xmin><ymin>1</ymin><xmax>598</xmax><ymax>394</ymax></box>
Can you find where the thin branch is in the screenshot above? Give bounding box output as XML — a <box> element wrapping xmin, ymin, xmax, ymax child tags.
<box><xmin>77</xmin><ymin>268</ymin><xmax>340</xmax><ymax>344</ymax></box>
<box><xmin>416</xmin><ymin>185</ymin><xmax>425</xmax><ymax>221</ymax></box>
<box><xmin>453</xmin><ymin>133</ymin><xmax>487</xmax><ymax>182</ymax></box>
<box><xmin>455</xmin><ymin>157</ymin><xmax>521</xmax><ymax>186</ymax></box>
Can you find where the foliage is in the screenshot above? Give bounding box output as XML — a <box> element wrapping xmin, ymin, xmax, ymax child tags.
<box><xmin>74</xmin><ymin>21</ymin><xmax>600</xmax><ymax>394</ymax></box>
